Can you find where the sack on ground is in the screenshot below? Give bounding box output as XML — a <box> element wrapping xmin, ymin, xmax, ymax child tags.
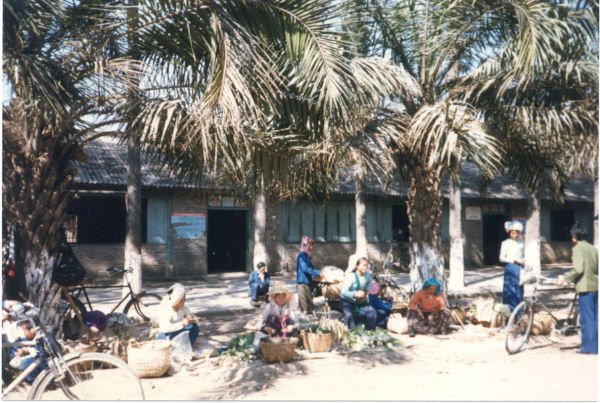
<box><xmin>320</xmin><ymin>266</ymin><xmax>345</xmax><ymax>284</ymax></box>
<box><xmin>531</xmin><ymin>312</ymin><xmax>556</xmax><ymax>335</ymax></box>
<box><xmin>387</xmin><ymin>313</ymin><xmax>408</xmax><ymax>334</ymax></box>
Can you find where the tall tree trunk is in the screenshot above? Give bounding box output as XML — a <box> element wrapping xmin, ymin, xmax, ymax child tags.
<box><xmin>595</xmin><ymin>177</ymin><xmax>599</xmax><ymax>248</ymax></box>
<box><xmin>525</xmin><ymin>191</ymin><xmax>541</xmax><ymax>274</ymax></box>
<box><xmin>2</xmin><ymin>100</ymin><xmax>82</xmax><ymax>332</ymax></box>
<box><xmin>253</xmin><ymin>173</ymin><xmax>268</xmax><ymax>268</ymax></box>
<box><xmin>124</xmin><ymin>0</ymin><xmax>142</xmax><ymax>295</ymax></box>
<box><xmin>448</xmin><ymin>175</ymin><xmax>464</xmax><ymax>290</ymax></box>
<box><xmin>406</xmin><ymin>162</ymin><xmax>445</xmax><ymax>293</ymax></box>
<box><xmin>347</xmin><ymin>164</ymin><xmax>368</xmax><ymax>273</ymax></box>
<box><xmin>124</xmin><ymin>136</ymin><xmax>143</xmax><ymax>295</ymax></box>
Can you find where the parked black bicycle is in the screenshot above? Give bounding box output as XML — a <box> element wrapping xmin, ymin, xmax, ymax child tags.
<box><xmin>59</xmin><ymin>267</ymin><xmax>162</xmax><ymax>325</ymax></box>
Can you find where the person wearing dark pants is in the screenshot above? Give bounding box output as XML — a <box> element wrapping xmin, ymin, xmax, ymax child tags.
<box><xmin>558</xmin><ymin>222</ymin><xmax>598</xmax><ymax>354</ymax></box>
<box><xmin>368</xmin><ymin>281</ymin><xmax>392</xmax><ymax>328</ymax></box>
<box><xmin>499</xmin><ymin>220</ymin><xmax>525</xmax><ymax>312</ymax></box>
<box><xmin>340</xmin><ymin>257</ymin><xmax>377</xmax><ymax>330</ymax></box>
<box><xmin>296</xmin><ymin>236</ymin><xmax>321</xmax><ymax>315</ymax></box>
<box><xmin>248</xmin><ymin>261</ymin><xmax>270</xmax><ymax>307</ymax></box>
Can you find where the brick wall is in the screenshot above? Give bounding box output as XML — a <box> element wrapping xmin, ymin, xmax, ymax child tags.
<box><xmin>72</xmin><ymin>243</ymin><xmax>167</xmax><ymax>284</ymax></box>
<box><xmin>171</xmin><ymin>190</ymin><xmax>208</xmax><ymax>276</ymax></box>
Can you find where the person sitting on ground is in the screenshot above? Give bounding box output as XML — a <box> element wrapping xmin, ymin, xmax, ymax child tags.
<box><xmin>2</xmin><ymin>300</ymin><xmax>47</xmax><ymax>383</ymax></box>
<box><xmin>407</xmin><ymin>278</ymin><xmax>451</xmax><ymax>337</ymax></box>
<box><xmin>368</xmin><ymin>281</ymin><xmax>392</xmax><ymax>328</ymax></box>
<box><xmin>340</xmin><ymin>257</ymin><xmax>377</xmax><ymax>330</ymax></box>
<box><xmin>157</xmin><ymin>283</ymin><xmax>200</xmax><ymax>347</ymax></box>
<box><xmin>248</xmin><ymin>261</ymin><xmax>270</xmax><ymax>307</ymax></box>
<box><xmin>259</xmin><ymin>281</ymin><xmax>300</xmax><ymax>338</ymax></box>
<box><xmin>296</xmin><ymin>236</ymin><xmax>321</xmax><ymax>315</ymax></box>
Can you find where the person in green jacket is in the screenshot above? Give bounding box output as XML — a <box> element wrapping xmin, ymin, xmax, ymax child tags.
<box><xmin>558</xmin><ymin>222</ymin><xmax>598</xmax><ymax>354</ymax></box>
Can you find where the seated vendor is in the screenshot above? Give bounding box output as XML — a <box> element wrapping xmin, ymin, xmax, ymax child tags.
<box><xmin>259</xmin><ymin>281</ymin><xmax>300</xmax><ymax>338</ymax></box>
<box><xmin>368</xmin><ymin>282</ymin><xmax>392</xmax><ymax>328</ymax></box>
<box><xmin>157</xmin><ymin>283</ymin><xmax>200</xmax><ymax>347</ymax></box>
<box><xmin>2</xmin><ymin>300</ymin><xmax>46</xmax><ymax>383</ymax></box>
<box><xmin>248</xmin><ymin>261</ymin><xmax>270</xmax><ymax>307</ymax></box>
<box><xmin>340</xmin><ymin>257</ymin><xmax>377</xmax><ymax>330</ymax></box>
<box><xmin>407</xmin><ymin>278</ymin><xmax>451</xmax><ymax>337</ymax></box>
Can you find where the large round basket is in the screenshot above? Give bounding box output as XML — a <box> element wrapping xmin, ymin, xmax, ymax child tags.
<box><xmin>300</xmin><ymin>331</ymin><xmax>333</xmax><ymax>353</ymax></box>
<box><xmin>260</xmin><ymin>337</ymin><xmax>297</xmax><ymax>363</ymax></box>
<box><xmin>127</xmin><ymin>339</ymin><xmax>172</xmax><ymax>378</ymax></box>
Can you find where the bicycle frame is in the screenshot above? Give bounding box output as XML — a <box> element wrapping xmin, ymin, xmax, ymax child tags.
<box><xmin>67</xmin><ymin>282</ymin><xmax>137</xmax><ymax>314</ymax></box>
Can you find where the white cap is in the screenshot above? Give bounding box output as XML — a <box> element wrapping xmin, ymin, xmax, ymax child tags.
<box><xmin>504</xmin><ymin>220</ymin><xmax>523</xmax><ymax>233</ymax></box>
<box><xmin>167</xmin><ymin>283</ymin><xmax>186</xmax><ymax>307</ymax></box>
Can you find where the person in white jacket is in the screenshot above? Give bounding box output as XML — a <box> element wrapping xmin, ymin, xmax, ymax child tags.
<box><xmin>499</xmin><ymin>220</ymin><xmax>525</xmax><ymax>311</ymax></box>
<box><xmin>157</xmin><ymin>283</ymin><xmax>199</xmax><ymax>346</ymax></box>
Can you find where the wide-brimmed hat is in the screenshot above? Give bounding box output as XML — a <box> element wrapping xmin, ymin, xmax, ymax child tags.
<box><xmin>504</xmin><ymin>220</ymin><xmax>523</xmax><ymax>233</ymax></box>
<box><xmin>268</xmin><ymin>281</ymin><xmax>293</xmax><ymax>296</ymax></box>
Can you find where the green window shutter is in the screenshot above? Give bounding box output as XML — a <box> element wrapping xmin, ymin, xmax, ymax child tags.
<box><xmin>301</xmin><ymin>202</ymin><xmax>314</xmax><ymax>239</ymax></box>
<box><xmin>381</xmin><ymin>204</ymin><xmax>393</xmax><ymax>242</ymax></box>
<box><xmin>541</xmin><ymin>207</ymin><xmax>551</xmax><ymax>242</ymax></box>
<box><xmin>287</xmin><ymin>205</ymin><xmax>301</xmax><ymax>243</ymax></box>
<box><xmin>314</xmin><ymin>207</ymin><xmax>326</xmax><ymax>242</ymax></box>
<box><xmin>367</xmin><ymin>204</ymin><xmax>377</xmax><ymax>242</ymax></box>
<box><xmin>339</xmin><ymin>204</ymin><xmax>352</xmax><ymax>242</ymax></box>
<box><xmin>326</xmin><ymin>203</ymin><xmax>339</xmax><ymax>241</ymax></box>
<box><xmin>147</xmin><ymin>197</ymin><xmax>169</xmax><ymax>244</ymax></box>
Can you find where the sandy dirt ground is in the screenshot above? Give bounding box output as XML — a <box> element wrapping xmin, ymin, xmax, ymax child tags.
<box><xmin>4</xmin><ymin>290</ymin><xmax>598</xmax><ymax>401</ymax></box>
<box><xmin>133</xmin><ymin>313</ymin><xmax>597</xmax><ymax>402</ymax></box>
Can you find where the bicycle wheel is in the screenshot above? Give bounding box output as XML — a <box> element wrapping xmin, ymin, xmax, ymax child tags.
<box><xmin>29</xmin><ymin>352</ymin><xmax>144</xmax><ymax>400</ymax></box>
<box><xmin>505</xmin><ymin>301</ymin><xmax>534</xmax><ymax>354</ymax></box>
<box><xmin>123</xmin><ymin>292</ymin><xmax>162</xmax><ymax>324</ymax></box>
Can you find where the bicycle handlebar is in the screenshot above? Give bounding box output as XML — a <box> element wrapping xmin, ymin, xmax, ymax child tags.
<box><xmin>106</xmin><ymin>267</ymin><xmax>134</xmax><ymax>275</ymax></box>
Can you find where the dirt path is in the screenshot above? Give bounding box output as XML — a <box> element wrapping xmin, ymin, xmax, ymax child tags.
<box><xmin>134</xmin><ymin>310</ymin><xmax>597</xmax><ymax>401</ymax></box>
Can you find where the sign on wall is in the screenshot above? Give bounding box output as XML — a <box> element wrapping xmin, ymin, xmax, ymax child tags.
<box><xmin>171</xmin><ymin>213</ymin><xmax>206</xmax><ymax>239</ymax></box>
<box><xmin>465</xmin><ymin>206</ymin><xmax>482</xmax><ymax>220</ymax></box>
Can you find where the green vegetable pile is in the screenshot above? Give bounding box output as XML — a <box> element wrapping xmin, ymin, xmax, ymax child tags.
<box><xmin>341</xmin><ymin>326</ymin><xmax>403</xmax><ymax>351</ymax></box>
<box><xmin>218</xmin><ymin>333</ymin><xmax>257</xmax><ymax>365</ymax></box>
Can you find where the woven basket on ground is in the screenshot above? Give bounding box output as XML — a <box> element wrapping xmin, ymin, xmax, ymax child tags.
<box><xmin>531</xmin><ymin>312</ymin><xmax>556</xmax><ymax>335</ymax></box>
<box><xmin>300</xmin><ymin>331</ymin><xmax>334</xmax><ymax>353</ymax></box>
<box><xmin>260</xmin><ymin>337</ymin><xmax>297</xmax><ymax>363</ymax></box>
<box><xmin>127</xmin><ymin>339</ymin><xmax>172</xmax><ymax>378</ymax></box>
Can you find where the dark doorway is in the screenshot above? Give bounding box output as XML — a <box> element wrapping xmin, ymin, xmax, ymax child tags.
<box><xmin>483</xmin><ymin>214</ymin><xmax>510</xmax><ymax>265</ymax></box>
<box><xmin>207</xmin><ymin>209</ymin><xmax>247</xmax><ymax>272</ymax></box>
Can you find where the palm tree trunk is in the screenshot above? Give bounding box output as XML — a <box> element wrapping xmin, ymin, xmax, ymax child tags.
<box><xmin>124</xmin><ymin>136</ymin><xmax>143</xmax><ymax>295</ymax></box>
<box><xmin>3</xmin><ymin>103</ymin><xmax>80</xmax><ymax>332</ymax></box>
<box><xmin>406</xmin><ymin>163</ymin><xmax>445</xmax><ymax>293</ymax></box>
<box><xmin>525</xmin><ymin>191</ymin><xmax>541</xmax><ymax>274</ymax></box>
<box><xmin>355</xmin><ymin>164</ymin><xmax>368</xmax><ymax>255</ymax></box>
<box><xmin>124</xmin><ymin>0</ymin><xmax>142</xmax><ymax>295</ymax></box>
<box><xmin>448</xmin><ymin>175</ymin><xmax>464</xmax><ymax>290</ymax></box>
<box><xmin>252</xmin><ymin>173</ymin><xmax>268</xmax><ymax>268</ymax></box>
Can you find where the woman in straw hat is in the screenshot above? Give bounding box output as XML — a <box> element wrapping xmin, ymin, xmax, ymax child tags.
<box><xmin>259</xmin><ymin>281</ymin><xmax>300</xmax><ymax>338</ymax></box>
<box><xmin>499</xmin><ymin>220</ymin><xmax>526</xmax><ymax>312</ymax></box>
<box><xmin>157</xmin><ymin>283</ymin><xmax>200</xmax><ymax>347</ymax></box>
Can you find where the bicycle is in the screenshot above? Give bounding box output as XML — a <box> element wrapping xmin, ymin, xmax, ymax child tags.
<box><xmin>504</xmin><ymin>274</ymin><xmax>579</xmax><ymax>354</ymax></box>
<box><xmin>59</xmin><ymin>266</ymin><xmax>162</xmax><ymax>324</ymax></box>
<box><xmin>2</xmin><ymin>302</ymin><xmax>145</xmax><ymax>400</ymax></box>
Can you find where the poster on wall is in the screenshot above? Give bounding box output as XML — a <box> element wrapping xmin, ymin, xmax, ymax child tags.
<box><xmin>171</xmin><ymin>213</ymin><xmax>206</xmax><ymax>239</ymax></box>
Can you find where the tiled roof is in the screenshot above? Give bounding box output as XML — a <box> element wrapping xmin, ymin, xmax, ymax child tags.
<box><xmin>75</xmin><ymin>138</ymin><xmax>594</xmax><ymax>202</ymax></box>
<box><xmin>74</xmin><ymin>138</ymin><xmax>198</xmax><ymax>189</ymax></box>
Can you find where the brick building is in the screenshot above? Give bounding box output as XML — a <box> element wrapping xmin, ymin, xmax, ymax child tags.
<box><xmin>69</xmin><ymin>138</ymin><xmax>595</xmax><ymax>281</ymax></box>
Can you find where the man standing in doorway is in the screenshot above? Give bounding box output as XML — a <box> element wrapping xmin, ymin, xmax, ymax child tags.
<box><xmin>558</xmin><ymin>222</ymin><xmax>598</xmax><ymax>354</ymax></box>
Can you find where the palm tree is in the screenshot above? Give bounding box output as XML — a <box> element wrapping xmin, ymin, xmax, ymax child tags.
<box><xmin>355</xmin><ymin>0</ymin><xmax>573</xmax><ymax>293</ymax></box>
<box><xmin>134</xmin><ymin>0</ymin><xmax>418</xmax><ymax>271</ymax></box>
<box><xmin>462</xmin><ymin>0</ymin><xmax>598</xmax><ymax>271</ymax></box>
<box><xmin>2</xmin><ymin>0</ymin><xmax>144</xmax><ymax>329</ymax></box>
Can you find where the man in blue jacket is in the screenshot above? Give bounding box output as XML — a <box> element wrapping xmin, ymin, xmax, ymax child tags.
<box><xmin>248</xmin><ymin>262</ymin><xmax>270</xmax><ymax>307</ymax></box>
<box><xmin>296</xmin><ymin>236</ymin><xmax>321</xmax><ymax>315</ymax></box>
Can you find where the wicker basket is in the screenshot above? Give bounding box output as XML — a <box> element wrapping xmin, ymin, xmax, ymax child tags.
<box><xmin>300</xmin><ymin>331</ymin><xmax>334</xmax><ymax>353</ymax></box>
<box><xmin>127</xmin><ymin>340</ymin><xmax>172</xmax><ymax>378</ymax></box>
<box><xmin>260</xmin><ymin>337</ymin><xmax>297</xmax><ymax>363</ymax></box>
